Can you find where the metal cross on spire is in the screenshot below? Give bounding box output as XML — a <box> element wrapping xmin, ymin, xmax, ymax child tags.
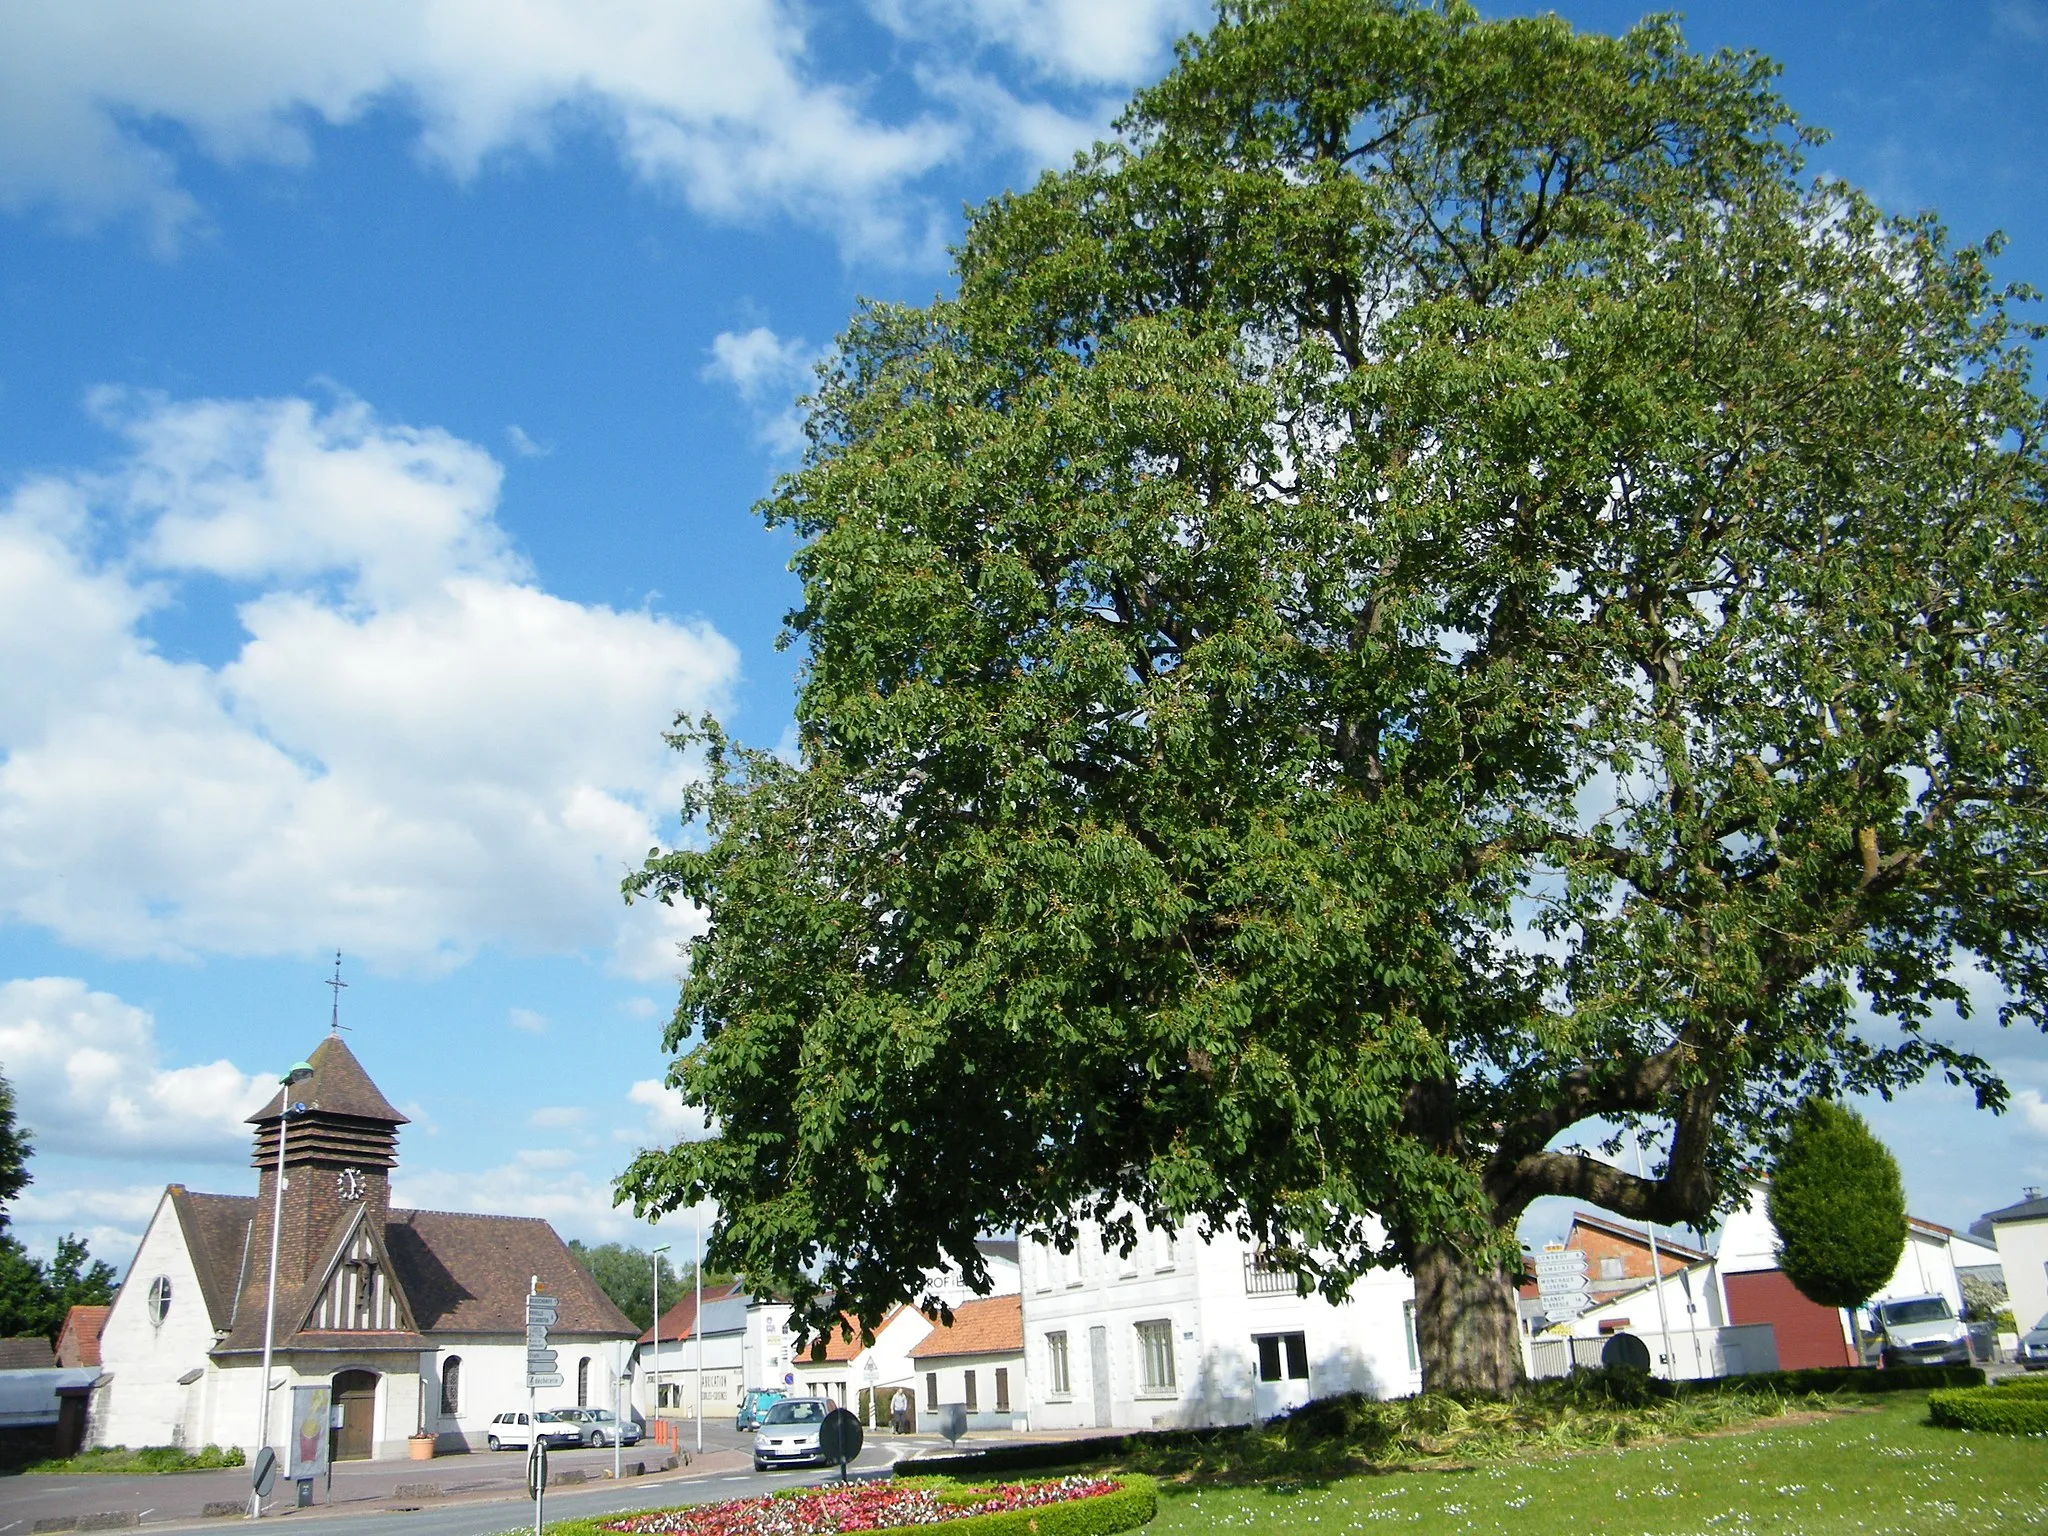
<box><xmin>326</xmin><ymin>950</ymin><xmax>349</xmax><ymax>1033</ymax></box>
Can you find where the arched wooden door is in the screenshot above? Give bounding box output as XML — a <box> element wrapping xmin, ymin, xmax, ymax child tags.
<box><xmin>330</xmin><ymin>1370</ymin><xmax>379</xmax><ymax>1461</ymax></box>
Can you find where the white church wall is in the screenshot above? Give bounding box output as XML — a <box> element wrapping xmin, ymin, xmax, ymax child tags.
<box><xmin>90</xmin><ymin>1193</ymin><xmax>219</xmax><ymax>1450</ymax></box>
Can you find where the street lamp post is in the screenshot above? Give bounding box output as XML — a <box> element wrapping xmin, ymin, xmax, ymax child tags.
<box><xmin>650</xmin><ymin>1243</ymin><xmax>671</xmax><ymax>1455</ymax></box>
<box><xmin>694</xmin><ymin>1218</ymin><xmax>703</xmax><ymax>1457</ymax></box>
<box><xmin>251</xmin><ymin>1062</ymin><xmax>314</xmax><ymax>1519</ymax></box>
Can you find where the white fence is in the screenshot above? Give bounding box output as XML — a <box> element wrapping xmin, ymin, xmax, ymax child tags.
<box><xmin>1525</xmin><ymin>1323</ymin><xmax>1779</xmax><ymax>1381</ymax></box>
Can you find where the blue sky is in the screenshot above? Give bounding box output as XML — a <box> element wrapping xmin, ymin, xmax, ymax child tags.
<box><xmin>0</xmin><ymin>1</ymin><xmax>2042</xmax><ymax>1273</ymax></box>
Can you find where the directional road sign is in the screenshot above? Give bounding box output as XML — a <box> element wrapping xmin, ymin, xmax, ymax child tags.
<box><xmin>526</xmin><ymin>1293</ymin><xmax>559</xmax><ymax>1389</ymax></box>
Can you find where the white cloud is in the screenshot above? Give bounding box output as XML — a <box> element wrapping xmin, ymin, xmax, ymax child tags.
<box><xmin>529</xmin><ymin>1105</ymin><xmax>586</xmax><ymax>1129</ymax></box>
<box><xmin>703</xmin><ymin>326</ymin><xmax>823</xmax><ymax>456</ymax></box>
<box><xmin>509</xmin><ymin>1007</ymin><xmax>551</xmax><ymax>1035</ymax></box>
<box><xmin>0</xmin><ymin>977</ymin><xmax>273</xmax><ymax>1160</ymax></box>
<box><xmin>874</xmin><ymin>0</ymin><xmax>1205</xmax><ymax>86</ymax></box>
<box><xmin>389</xmin><ymin>1156</ymin><xmax>709</xmax><ymax>1246</ymax></box>
<box><xmin>0</xmin><ymin>390</ymin><xmax>737</xmax><ymax>974</ymax></box>
<box><xmin>624</xmin><ymin>1076</ymin><xmax>712</xmax><ymax>1145</ymax></box>
<box><xmin>0</xmin><ymin>0</ymin><xmax>959</xmax><ymax>257</ymax></box>
<box><xmin>2014</xmin><ymin>1089</ymin><xmax>2048</xmax><ymax>1138</ymax></box>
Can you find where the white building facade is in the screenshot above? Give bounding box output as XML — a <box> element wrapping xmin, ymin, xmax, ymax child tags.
<box><xmin>1019</xmin><ymin>1216</ymin><xmax>1421</xmax><ymax>1431</ymax></box>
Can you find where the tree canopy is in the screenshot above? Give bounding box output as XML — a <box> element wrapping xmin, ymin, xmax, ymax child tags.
<box><xmin>566</xmin><ymin>1240</ymin><xmax>688</xmax><ymax>1330</ymax></box>
<box><xmin>1767</xmin><ymin>1100</ymin><xmax>1906</xmax><ymax>1313</ymax></box>
<box><xmin>620</xmin><ymin>0</ymin><xmax>2048</xmax><ymax>1391</ymax></box>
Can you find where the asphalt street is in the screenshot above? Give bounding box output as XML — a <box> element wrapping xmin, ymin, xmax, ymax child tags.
<box><xmin>0</xmin><ymin>1421</ymin><xmax>930</xmax><ymax>1536</ymax></box>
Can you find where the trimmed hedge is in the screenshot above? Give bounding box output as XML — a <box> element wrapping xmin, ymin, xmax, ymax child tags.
<box><xmin>1715</xmin><ymin>1364</ymin><xmax>1984</xmax><ymax>1396</ymax></box>
<box><xmin>903</xmin><ymin>1431</ymin><xmax>1232</xmax><ymax>1479</ymax></box>
<box><xmin>908</xmin><ymin>1475</ymin><xmax>1156</xmax><ymax>1536</ymax></box>
<box><xmin>1988</xmin><ymin>1375</ymin><xmax>2048</xmax><ymax>1398</ymax></box>
<box><xmin>1928</xmin><ymin>1387</ymin><xmax>2048</xmax><ymax>1434</ymax></box>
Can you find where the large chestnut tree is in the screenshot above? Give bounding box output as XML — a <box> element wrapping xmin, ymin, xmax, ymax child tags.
<box><xmin>621</xmin><ymin>0</ymin><xmax>2048</xmax><ymax>1393</ymax></box>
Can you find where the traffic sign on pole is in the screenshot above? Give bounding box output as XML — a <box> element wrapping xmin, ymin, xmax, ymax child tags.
<box><xmin>525</xmin><ymin>1293</ymin><xmax>559</xmax><ymax>1390</ymax></box>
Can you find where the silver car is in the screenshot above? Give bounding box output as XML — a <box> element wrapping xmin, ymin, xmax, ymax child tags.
<box><xmin>2020</xmin><ymin>1311</ymin><xmax>2048</xmax><ymax>1370</ymax></box>
<box><xmin>556</xmin><ymin>1407</ymin><xmax>642</xmax><ymax>1446</ymax></box>
<box><xmin>1869</xmin><ymin>1294</ymin><xmax>1972</xmax><ymax>1368</ymax></box>
<box><xmin>752</xmin><ymin>1396</ymin><xmax>830</xmax><ymax>1471</ymax></box>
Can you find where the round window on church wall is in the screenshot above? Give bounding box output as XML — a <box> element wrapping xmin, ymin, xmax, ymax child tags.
<box><xmin>148</xmin><ymin>1275</ymin><xmax>172</xmax><ymax>1325</ymax></box>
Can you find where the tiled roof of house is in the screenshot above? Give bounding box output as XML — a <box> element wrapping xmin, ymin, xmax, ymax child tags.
<box><xmin>908</xmin><ymin>1295</ymin><xmax>1022</xmax><ymax>1360</ymax></box>
<box><xmin>642</xmin><ymin>1281</ymin><xmax>747</xmax><ymax>1345</ymax></box>
<box><xmin>0</xmin><ymin>1337</ymin><xmax>57</xmax><ymax>1370</ymax></box>
<box><xmin>56</xmin><ymin>1306</ymin><xmax>109</xmax><ymax>1368</ymax></box>
<box><xmin>1566</xmin><ymin>1211</ymin><xmax>1710</xmax><ymax>1263</ymax></box>
<box><xmin>793</xmin><ymin>1306</ymin><xmax>909</xmax><ymax>1363</ymax></box>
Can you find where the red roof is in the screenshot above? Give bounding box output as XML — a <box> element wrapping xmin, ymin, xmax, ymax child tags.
<box><xmin>908</xmin><ymin>1295</ymin><xmax>1022</xmax><ymax>1360</ymax></box>
<box><xmin>57</xmin><ymin>1306</ymin><xmax>109</xmax><ymax>1368</ymax></box>
<box><xmin>641</xmin><ymin>1280</ymin><xmax>744</xmax><ymax>1345</ymax></box>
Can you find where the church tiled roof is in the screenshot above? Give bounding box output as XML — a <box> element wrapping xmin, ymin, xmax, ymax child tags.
<box><xmin>168</xmin><ymin>1188</ymin><xmax>260</xmax><ymax>1333</ymax></box>
<box><xmin>384</xmin><ymin>1209</ymin><xmax>634</xmax><ymax>1336</ymax></box>
<box><xmin>247</xmin><ymin>1035</ymin><xmax>407</xmax><ymax>1127</ymax></box>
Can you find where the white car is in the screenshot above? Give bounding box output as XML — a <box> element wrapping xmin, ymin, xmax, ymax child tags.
<box><xmin>1868</xmin><ymin>1295</ymin><xmax>1973</xmax><ymax>1368</ymax></box>
<box><xmin>752</xmin><ymin>1396</ymin><xmax>830</xmax><ymax>1471</ymax></box>
<box><xmin>485</xmin><ymin>1409</ymin><xmax>584</xmax><ymax>1451</ymax></box>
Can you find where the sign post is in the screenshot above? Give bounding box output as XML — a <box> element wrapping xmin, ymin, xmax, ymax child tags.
<box><xmin>287</xmin><ymin>1385</ymin><xmax>331</xmax><ymax>1507</ymax></box>
<box><xmin>526</xmin><ymin>1287</ymin><xmax>559</xmax><ymax>1536</ymax></box>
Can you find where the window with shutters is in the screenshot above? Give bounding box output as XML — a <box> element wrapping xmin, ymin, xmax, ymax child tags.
<box><xmin>963</xmin><ymin>1370</ymin><xmax>977</xmax><ymax>1410</ymax></box>
<box><xmin>1047</xmin><ymin>1332</ymin><xmax>1070</xmax><ymax>1396</ymax></box>
<box><xmin>926</xmin><ymin>1372</ymin><xmax>938</xmax><ymax>1410</ymax></box>
<box><xmin>440</xmin><ymin>1356</ymin><xmax>461</xmax><ymax>1415</ymax></box>
<box><xmin>994</xmin><ymin>1368</ymin><xmax>1009</xmax><ymax>1413</ymax></box>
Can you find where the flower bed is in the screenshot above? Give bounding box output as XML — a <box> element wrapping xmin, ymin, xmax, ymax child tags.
<box><xmin>596</xmin><ymin>1473</ymin><xmax>1155</xmax><ymax>1536</ymax></box>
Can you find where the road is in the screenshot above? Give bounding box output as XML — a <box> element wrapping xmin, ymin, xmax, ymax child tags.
<box><xmin>0</xmin><ymin>1421</ymin><xmax>927</xmax><ymax>1536</ymax></box>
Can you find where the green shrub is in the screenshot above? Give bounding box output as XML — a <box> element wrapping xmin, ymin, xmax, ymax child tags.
<box><xmin>1986</xmin><ymin>1376</ymin><xmax>2048</xmax><ymax>1398</ymax></box>
<box><xmin>1696</xmin><ymin>1364</ymin><xmax>1983</xmax><ymax>1396</ymax></box>
<box><xmin>1927</xmin><ymin>1387</ymin><xmax>2048</xmax><ymax>1434</ymax></box>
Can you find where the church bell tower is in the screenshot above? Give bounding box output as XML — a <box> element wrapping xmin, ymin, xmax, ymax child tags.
<box><xmin>242</xmin><ymin>1033</ymin><xmax>408</xmax><ymax>1298</ymax></box>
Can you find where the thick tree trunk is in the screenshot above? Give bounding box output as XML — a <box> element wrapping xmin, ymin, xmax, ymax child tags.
<box><xmin>1411</xmin><ymin>1243</ymin><xmax>1523</xmax><ymax>1395</ymax></box>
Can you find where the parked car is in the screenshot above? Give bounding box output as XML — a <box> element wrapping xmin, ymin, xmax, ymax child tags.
<box><xmin>1868</xmin><ymin>1294</ymin><xmax>1973</xmax><ymax>1368</ymax></box>
<box><xmin>752</xmin><ymin>1396</ymin><xmax>829</xmax><ymax>1471</ymax></box>
<box><xmin>485</xmin><ymin>1409</ymin><xmax>586</xmax><ymax>1451</ymax></box>
<box><xmin>735</xmin><ymin>1388</ymin><xmax>786</xmax><ymax>1432</ymax></box>
<box><xmin>556</xmin><ymin>1407</ymin><xmax>641</xmax><ymax>1446</ymax></box>
<box><xmin>2020</xmin><ymin>1311</ymin><xmax>2048</xmax><ymax>1370</ymax></box>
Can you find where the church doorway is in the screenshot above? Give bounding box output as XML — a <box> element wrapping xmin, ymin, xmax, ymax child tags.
<box><xmin>330</xmin><ymin>1370</ymin><xmax>379</xmax><ymax>1461</ymax></box>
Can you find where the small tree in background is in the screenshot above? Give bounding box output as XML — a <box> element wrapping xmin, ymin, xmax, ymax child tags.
<box><xmin>1768</xmin><ymin>1100</ymin><xmax>1906</xmax><ymax>1355</ymax></box>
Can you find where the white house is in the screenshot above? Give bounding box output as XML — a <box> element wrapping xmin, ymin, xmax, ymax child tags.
<box><xmin>89</xmin><ymin>1035</ymin><xmax>637</xmax><ymax>1462</ymax></box>
<box><xmin>1978</xmin><ymin>1189</ymin><xmax>2048</xmax><ymax>1337</ymax></box>
<box><xmin>634</xmin><ymin>1282</ymin><xmax>749</xmax><ymax>1424</ymax></box>
<box><xmin>780</xmin><ymin>1239</ymin><xmax>1024</xmax><ymax>1428</ymax></box>
<box><xmin>1019</xmin><ymin>1214</ymin><xmax>1421</xmax><ymax>1431</ymax></box>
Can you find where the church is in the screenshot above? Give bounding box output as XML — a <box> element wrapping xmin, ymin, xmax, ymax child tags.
<box><xmin>89</xmin><ymin>1034</ymin><xmax>637</xmax><ymax>1460</ymax></box>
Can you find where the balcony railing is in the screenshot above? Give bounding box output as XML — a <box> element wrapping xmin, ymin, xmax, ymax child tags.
<box><xmin>1243</xmin><ymin>1255</ymin><xmax>1299</xmax><ymax>1296</ymax></box>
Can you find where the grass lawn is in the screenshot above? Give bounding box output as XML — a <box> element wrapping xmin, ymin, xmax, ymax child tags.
<box><xmin>1147</xmin><ymin>1393</ymin><xmax>2042</xmax><ymax>1535</ymax></box>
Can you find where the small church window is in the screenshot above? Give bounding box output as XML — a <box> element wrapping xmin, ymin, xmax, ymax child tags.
<box><xmin>148</xmin><ymin>1275</ymin><xmax>172</xmax><ymax>1325</ymax></box>
<box><xmin>441</xmin><ymin>1356</ymin><xmax>461</xmax><ymax>1415</ymax></box>
<box><xmin>577</xmin><ymin>1357</ymin><xmax>591</xmax><ymax>1408</ymax></box>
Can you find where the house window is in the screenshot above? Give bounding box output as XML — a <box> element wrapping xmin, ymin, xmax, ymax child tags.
<box><xmin>1135</xmin><ymin>1320</ymin><xmax>1175</xmax><ymax>1394</ymax></box>
<box><xmin>578</xmin><ymin>1357</ymin><xmax>591</xmax><ymax>1408</ymax></box>
<box><xmin>1031</xmin><ymin>1241</ymin><xmax>1050</xmax><ymax>1293</ymax></box>
<box><xmin>1063</xmin><ymin>1246</ymin><xmax>1083</xmax><ymax>1287</ymax></box>
<box><xmin>148</xmin><ymin>1275</ymin><xmax>173</xmax><ymax>1325</ymax></box>
<box><xmin>963</xmin><ymin>1370</ymin><xmax>977</xmax><ymax>1410</ymax></box>
<box><xmin>1157</xmin><ymin>1226</ymin><xmax>1178</xmax><ymax>1270</ymax></box>
<box><xmin>1598</xmin><ymin>1256</ymin><xmax>1624</xmax><ymax>1281</ymax></box>
<box><xmin>1255</xmin><ymin>1332</ymin><xmax>1309</xmax><ymax>1382</ymax></box>
<box><xmin>1047</xmin><ymin>1332</ymin><xmax>1071</xmax><ymax>1396</ymax></box>
<box><xmin>440</xmin><ymin>1356</ymin><xmax>461</xmax><ymax>1415</ymax></box>
<box><xmin>995</xmin><ymin>1368</ymin><xmax>1009</xmax><ymax>1413</ymax></box>
<box><xmin>1403</xmin><ymin>1302</ymin><xmax>1418</xmax><ymax>1373</ymax></box>
<box><xmin>926</xmin><ymin>1372</ymin><xmax>938</xmax><ymax>1411</ymax></box>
